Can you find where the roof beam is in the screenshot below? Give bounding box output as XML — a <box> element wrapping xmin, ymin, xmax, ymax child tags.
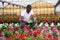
<box><xmin>55</xmin><ymin>0</ymin><xmax>60</xmax><ymax>7</ymax></box>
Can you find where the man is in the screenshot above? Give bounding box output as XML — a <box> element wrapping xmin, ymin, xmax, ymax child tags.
<box><xmin>19</xmin><ymin>5</ymin><xmax>37</xmax><ymax>29</ymax></box>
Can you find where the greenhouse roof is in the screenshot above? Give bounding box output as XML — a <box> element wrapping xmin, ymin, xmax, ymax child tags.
<box><xmin>0</xmin><ymin>0</ymin><xmax>58</xmax><ymax>8</ymax></box>
<box><xmin>0</xmin><ymin>2</ymin><xmax>8</xmax><ymax>8</ymax></box>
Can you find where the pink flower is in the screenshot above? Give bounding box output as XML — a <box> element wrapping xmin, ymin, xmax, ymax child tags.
<box><xmin>53</xmin><ymin>26</ymin><xmax>57</xmax><ymax>28</ymax></box>
<box><xmin>37</xmin><ymin>25</ymin><xmax>40</xmax><ymax>28</ymax></box>
<box><xmin>8</xmin><ymin>30</ymin><xmax>12</xmax><ymax>32</ymax></box>
<box><xmin>53</xmin><ymin>30</ymin><xmax>58</xmax><ymax>33</ymax></box>
<box><xmin>52</xmin><ymin>28</ymin><xmax>56</xmax><ymax>31</ymax></box>
<box><xmin>31</xmin><ymin>15</ymin><xmax>35</xmax><ymax>18</ymax></box>
<box><xmin>14</xmin><ymin>26</ymin><xmax>16</xmax><ymax>29</ymax></box>
<box><xmin>44</xmin><ymin>26</ymin><xmax>48</xmax><ymax>29</ymax></box>
<box><xmin>24</xmin><ymin>25</ymin><xmax>30</xmax><ymax>30</ymax></box>
<box><xmin>53</xmin><ymin>36</ymin><xmax>58</xmax><ymax>40</ymax></box>
<box><xmin>27</xmin><ymin>27</ymin><xmax>30</xmax><ymax>30</ymax></box>
<box><xmin>33</xmin><ymin>28</ymin><xmax>40</xmax><ymax>35</ymax></box>
<box><xmin>24</xmin><ymin>26</ymin><xmax>30</xmax><ymax>33</ymax></box>
<box><xmin>43</xmin><ymin>27</ymin><xmax>47</xmax><ymax>30</ymax></box>
<box><xmin>52</xmin><ymin>26</ymin><xmax>58</xmax><ymax>33</ymax></box>
<box><xmin>41</xmin><ymin>29</ymin><xmax>46</xmax><ymax>33</ymax></box>
<box><xmin>8</xmin><ymin>26</ymin><xmax>14</xmax><ymax>30</ymax></box>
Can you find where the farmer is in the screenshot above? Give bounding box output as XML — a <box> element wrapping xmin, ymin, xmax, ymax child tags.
<box><xmin>19</xmin><ymin>5</ymin><xmax>37</xmax><ymax>29</ymax></box>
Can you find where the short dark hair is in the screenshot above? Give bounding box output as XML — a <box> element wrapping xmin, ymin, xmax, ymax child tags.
<box><xmin>26</xmin><ymin>5</ymin><xmax>31</xmax><ymax>8</ymax></box>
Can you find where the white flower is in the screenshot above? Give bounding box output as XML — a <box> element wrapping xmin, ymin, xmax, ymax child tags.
<box><xmin>39</xmin><ymin>22</ymin><xmax>43</xmax><ymax>27</ymax></box>
<box><xmin>0</xmin><ymin>24</ymin><xmax>2</xmax><ymax>28</ymax></box>
<box><xmin>49</xmin><ymin>30</ymin><xmax>53</xmax><ymax>34</ymax></box>
<box><xmin>15</xmin><ymin>31</ymin><xmax>19</xmax><ymax>34</ymax></box>
<box><xmin>44</xmin><ymin>22</ymin><xmax>49</xmax><ymax>27</ymax></box>
<box><xmin>57</xmin><ymin>23</ymin><xmax>60</xmax><ymax>26</ymax></box>
<box><xmin>15</xmin><ymin>23</ymin><xmax>19</xmax><ymax>27</ymax></box>
<box><xmin>50</xmin><ymin>22</ymin><xmax>54</xmax><ymax>27</ymax></box>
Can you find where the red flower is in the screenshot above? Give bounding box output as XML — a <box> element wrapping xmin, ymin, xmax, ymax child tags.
<box><xmin>37</xmin><ymin>31</ymin><xmax>40</xmax><ymax>35</ymax></box>
<box><xmin>42</xmin><ymin>18</ymin><xmax>47</xmax><ymax>23</ymax></box>
<box><xmin>48</xmin><ymin>34</ymin><xmax>52</xmax><ymax>39</ymax></box>
<box><xmin>14</xmin><ymin>26</ymin><xmax>16</xmax><ymax>28</ymax></box>
<box><xmin>13</xmin><ymin>34</ymin><xmax>16</xmax><ymax>38</ymax></box>
<box><xmin>19</xmin><ymin>34</ymin><xmax>25</xmax><ymax>39</ymax></box>
<box><xmin>0</xmin><ymin>32</ymin><xmax>2</xmax><ymax>35</ymax></box>
<box><xmin>32</xmin><ymin>37</ymin><xmax>35</xmax><ymax>40</ymax></box>
<box><xmin>34</xmin><ymin>29</ymin><xmax>40</xmax><ymax>35</ymax></box>
<box><xmin>24</xmin><ymin>26</ymin><xmax>30</xmax><ymax>30</ymax></box>
<box><xmin>8</xmin><ymin>30</ymin><xmax>12</xmax><ymax>32</ymax></box>
<box><xmin>27</xmin><ymin>27</ymin><xmax>30</xmax><ymax>30</ymax></box>
<box><xmin>29</xmin><ymin>32</ymin><xmax>32</xmax><ymax>35</ymax></box>
<box><xmin>0</xmin><ymin>19</ymin><xmax>3</xmax><ymax>23</ymax></box>
<box><xmin>50</xmin><ymin>18</ymin><xmax>54</xmax><ymax>22</ymax></box>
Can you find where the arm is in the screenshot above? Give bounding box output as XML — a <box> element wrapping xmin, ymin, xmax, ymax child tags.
<box><xmin>31</xmin><ymin>11</ymin><xmax>36</xmax><ymax>20</ymax></box>
<box><xmin>20</xmin><ymin>16</ymin><xmax>28</xmax><ymax>23</ymax></box>
<box><xmin>19</xmin><ymin>10</ymin><xmax>28</xmax><ymax>23</ymax></box>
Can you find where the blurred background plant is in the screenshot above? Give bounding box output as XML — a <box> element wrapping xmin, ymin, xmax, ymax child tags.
<box><xmin>0</xmin><ymin>14</ymin><xmax>60</xmax><ymax>24</ymax></box>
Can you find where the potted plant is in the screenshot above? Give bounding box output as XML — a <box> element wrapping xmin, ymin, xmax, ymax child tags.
<box><xmin>4</xmin><ymin>29</ymin><xmax>14</xmax><ymax>40</ymax></box>
<box><xmin>52</xmin><ymin>26</ymin><xmax>58</xmax><ymax>40</ymax></box>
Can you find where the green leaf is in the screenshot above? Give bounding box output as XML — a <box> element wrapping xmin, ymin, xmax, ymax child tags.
<box><xmin>48</xmin><ymin>38</ymin><xmax>51</xmax><ymax>40</ymax></box>
<box><xmin>0</xmin><ymin>24</ymin><xmax>2</xmax><ymax>28</ymax></box>
<box><xmin>26</xmin><ymin>37</ymin><xmax>31</xmax><ymax>40</ymax></box>
<box><xmin>15</xmin><ymin>23</ymin><xmax>19</xmax><ymax>27</ymax></box>
<box><xmin>9</xmin><ymin>23</ymin><xmax>14</xmax><ymax>26</ymax></box>
<box><xmin>53</xmin><ymin>33</ymin><xmax>58</xmax><ymax>37</ymax></box>
<box><xmin>57</xmin><ymin>25</ymin><xmax>60</xmax><ymax>31</ymax></box>
<box><xmin>3</xmin><ymin>23</ymin><xmax>8</xmax><ymax>29</ymax></box>
<box><xmin>33</xmin><ymin>23</ymin><xmax>38</xmax><ymax>28</ymax></box>
<box><xmin>4</xmin><ymin>30</ymin><xmax>13</xmax><ymax>37</ymax></box>
<box><xmin>19</xmin><ymin>29</ymin><xmax>24</xmax><ymax>34</ymax></box>
<box><xmin>38</xmin><ymin>34</ymin><xmax>43</xmax><ymax>39</ymax></box>
<box><xmin>28</xmin><ymin>19</ymin><xmax>33</xmax><ymax>23</ymax></box>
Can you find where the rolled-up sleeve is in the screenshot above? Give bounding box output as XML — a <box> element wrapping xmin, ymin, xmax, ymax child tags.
<box><xmin>31</xmin><ymin>11</ymin><xmax>34</xmax><ymax>15</ymax></box>
<box><xmin>21</xmin><ymin>12</ymin><xmax>24</xmax><ymax>16</ymax></box>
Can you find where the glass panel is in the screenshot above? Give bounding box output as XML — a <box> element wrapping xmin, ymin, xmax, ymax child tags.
<box><xmin>0</xmin><ymin>0</ymin><xmax>58</xmax><ymax>15</ymax></box>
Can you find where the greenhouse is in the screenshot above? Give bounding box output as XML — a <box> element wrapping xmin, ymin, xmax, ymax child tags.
<box><xmin>0</xmin><ymin>0</ymin><xmax>60</xmax><ymax>40</ymax></box>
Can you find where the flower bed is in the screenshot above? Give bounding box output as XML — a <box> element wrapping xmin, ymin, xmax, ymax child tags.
<box><xmin>0</xmin><ymin>14</ymin><xmax>20</xmax><ymax>23</ymax></box>
<box><xmin>0</xmin><ymin>14</ymin><xmax>60</xmax><ymax>23</ymax></box>
<box><xmin>0</xmin><ymin>14</ymin><xmax>60</xmax><ymax>40</ymax></box>
<box><xmin>34</xmin><ymin>14</ymin><xmax>60</xmax><ymax>25</ymax></box>
<box><xmin>0</xmin><ymin>22</ymin><xmax>60</xmax><ymax>40</ymax></box>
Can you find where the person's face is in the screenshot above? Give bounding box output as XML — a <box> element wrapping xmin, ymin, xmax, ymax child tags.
<box><xmin>26</xmin><ymin>6</ymin><xmax>31</xmax><ymax>13</ymax></box>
